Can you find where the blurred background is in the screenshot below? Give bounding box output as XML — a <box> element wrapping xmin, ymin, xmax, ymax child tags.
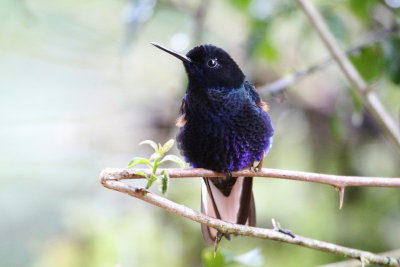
<box><xmin>1</xmin><ymin>0</ymin><xmax>400</xmax><ymax>266</ymax></box>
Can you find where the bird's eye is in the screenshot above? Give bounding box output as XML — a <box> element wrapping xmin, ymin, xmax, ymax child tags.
<box><xmin>207</xmin><ymin>59</ymin><xmax>218</xmax><ymax>68</ymax></box>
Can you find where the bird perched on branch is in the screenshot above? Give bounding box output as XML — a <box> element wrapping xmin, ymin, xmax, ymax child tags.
<box><xmin>151</xmin><ymin>42</ymin><xmax>274</xmax><ymax>244</ymax></box>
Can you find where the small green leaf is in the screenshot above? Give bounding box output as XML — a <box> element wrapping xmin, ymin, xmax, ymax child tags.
<box><xmin>349</xmin><ymin>45</ymin><xmax>384</xmax><ymax>82</ymax></box>
<box><xmin>146</xmin><ymin>174</ymin><xmax>158</xmax><ymax>189</ymax></box>
<box><xmin>129</xmin><ymin>139</ymin><xmax>181</xmax><ymax>194</ymax></box>
<box><xmin>159</xmin><ymin>139</ymin><xmax>175</xmax><ymax>155</ymax></box>
<box><xmin>134</xmin><ymin>171</ymin><xmax>147</xmax><ymax>178</ymax></box>
<box><xmin>347</xmin><ymin>0</ymin><xmax>376</xmax><ymax>22</ymax></box>
<box><xmin>159</xmin><ymin>171</ymin><xmax>169</xmax><ymax>194</ymax></box>
<box><xmin>159</xmin><ymin>155</ymin><xmax>186</xmax><ymax>168</ymax></box>
<box><xmin>139</xmin><ymin>140</ymin><xmax>159</xmax><ymax>152</ymax></box>
<box><xmin>127</xmin><ymin>157</ymin><xmax>152</xmax><ymax>168</ymax></box>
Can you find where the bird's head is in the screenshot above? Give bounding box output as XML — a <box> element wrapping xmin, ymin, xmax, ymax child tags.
<box><xmin>151</xmin><ymin>43</ymin><xmax>245</xmax><ymax>90</ymax></box>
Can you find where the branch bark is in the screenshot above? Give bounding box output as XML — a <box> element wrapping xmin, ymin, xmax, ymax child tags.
<box><xmin>100</xmin><ymin>167</ymin><xmax>400</xmax><ymax>188</ymax></box>
<box><xmin>101</xmin><ymin>167</ymin><xmax>400</xmax><ymax>210</ymax></box>
<box><xmin>296</xmin><ymin>0</ymin><xmax>400</xmax><ymax>151</ymax></box>
<box><xmin>100</xmin><ymin>175</ymin><xmax>400</xmax><ymax>266</ymax></box>
<box><xmin>317</xmin><ymin>249</ymin><xmax>400</xmax><ymax>267</ymax></box>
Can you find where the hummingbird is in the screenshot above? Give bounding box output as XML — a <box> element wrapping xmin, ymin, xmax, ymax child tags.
<box><xmin>151</xmin><ymin>42</ymin><xmax>274</xmax><ymax>244</ymax></box>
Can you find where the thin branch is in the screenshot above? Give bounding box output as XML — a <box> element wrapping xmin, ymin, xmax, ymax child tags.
<box><xmin>100</xmin><ymin>178</ymin><xmax>400</xmax><ymax>266</ymax></box>
<box><xmin>317</xmin><ymin>249</ymin><xmax>400</xmax><ymax>267</ymax></box>
<box><xmin>101</xmin><ymin>167</ymin><xmax>400</xmax><ymax>210</ymax></box>
<box><xmin>296</xmin><ymin>0</ymin><xmax>400</xmax><ymax>151</ymax></box>
<box><xmin>100</xmin><ymin>167</ymin><xmax>400</xmax><ymax>188</ymax></box>
<box><xmin>259</xmin><ymin>27</ymin><xmax>400</xmax><ymax>94</ymax></box>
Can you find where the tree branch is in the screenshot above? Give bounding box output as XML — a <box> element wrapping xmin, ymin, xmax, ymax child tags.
<box><xmin>317</xmin><ymin>249</ymin><xmax>400</xmax><ymax>267</ymax></box>
<box><xmin>259</xmin><ymin>27</ymin><xmax>399</xmax><ymax>95</ymax></box>
<box><xmin>101</xmin><ymin>167</ymin><xmax>400</xmax><ymax>209</ymax></box>
<box><xmin>100</xmin><ymin>167</ymin><xmax>400</xmax><ymax>188</ymax></box>
<box><xmin>296</xmin><ymin>0</ymin><xmax>400</xmax><ymax>151</ymax></box>
<box><xmin>100</xmin><ymin>175</ymin><xmax>400</xmax><ymax>266</ymax></box>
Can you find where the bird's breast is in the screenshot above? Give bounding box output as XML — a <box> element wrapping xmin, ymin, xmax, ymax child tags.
<box><xmin>178</xmin><ymin>103</ymin><xmax>271</xmax><ymax>172</ymax></box>
<box><xmin>187</xmin><ymin>88</ymin><xmax>253</xmax><ymax>122</ymax></box>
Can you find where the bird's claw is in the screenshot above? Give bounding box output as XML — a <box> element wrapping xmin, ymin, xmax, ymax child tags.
<box><xmin>252</xmin><ymin>155</ymin><xmax>264</xmax><ymax>172</ymax></box>
<box><xmin>250</xmin><ymin>166</ymin><xmax>261</xmax><ymax>172</ymax></box>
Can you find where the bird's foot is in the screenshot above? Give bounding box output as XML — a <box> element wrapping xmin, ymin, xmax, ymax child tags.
<box><xmin>250</xmin><ymin>166</ymin><xmax>261</xmax><ymax>173</ymax></box>
<box><xmin>272</xmin><ymin>218</ymin><xmax>295</xmax><ymax>238</ymax></box>
<box><xmin>251</xmin><ymin>155</ymin><xmax>265</xmax><ymax>172</ymax></box>
<box><xmin>226</xmin><ymin>171</ymin><xmax>233</xmax><ymax>179</ymax></box>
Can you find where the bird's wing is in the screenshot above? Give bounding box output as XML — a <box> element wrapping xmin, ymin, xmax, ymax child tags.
<box><xmin>176</xmin><ymin>94</ymin><xmax>187</xmax><ymax>127</ymax></box>
<box><xmin>244</xmin><ymin>81</ymin><xmax>274</xmax><ymax>157</ymax></box>
<box><xmin>244</xmin><ymin>81</ymin><xmax>269</xmax><ymax>112</ymax></box>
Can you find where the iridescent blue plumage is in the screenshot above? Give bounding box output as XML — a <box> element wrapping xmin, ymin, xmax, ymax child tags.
<box><xmin>177</xmin><ymin>81</ymin><xmax>273</xmax><ymax>173</ymax></box>
<box><xmin>151</xmin><ymin>43</ymin><xmax>273</xmax><ymax>244</ymax></box>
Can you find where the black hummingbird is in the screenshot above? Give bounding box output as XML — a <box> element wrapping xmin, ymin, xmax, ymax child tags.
<box><xmin>151</xmin><ymin>42</ymin><xmax>274</xmax><ymax>244</ymax></box>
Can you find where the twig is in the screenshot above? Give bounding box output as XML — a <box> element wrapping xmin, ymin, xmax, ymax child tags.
<box><xmin>100</xmin><ymin>167</ymin><xmax>400</xmax><ymax>188</ymax></box>
<box><xmin>100</xmin><ymin>167</ymin><xmax>400</xmax><ymax>209</ymax></box>
<box><xmin>259</xmin><ymin>27</ymin><xmax>399</xmax><ymax>94</ymax></box>
<box><xmin>296</xmin><ymin>0</ymin><xmax>400</xmax><ymax>151</ymax></box>
<box><xmin>100</xmin><ymin>177</ymin><xmax>400</xmax><ymax>266</ymax></box>
<box><xmin>317</xmin><ymin>249</ymin><xmax>400</xmax><ymax>267</ymax></box>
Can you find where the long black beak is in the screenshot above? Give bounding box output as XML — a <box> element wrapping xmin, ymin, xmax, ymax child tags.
<box><xmin>150</xmin><ymin>42</ymin><xmax>192</xmax><ymax>63</ymax></box>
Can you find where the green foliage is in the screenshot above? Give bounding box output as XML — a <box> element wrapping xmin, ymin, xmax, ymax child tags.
<box><xmin>228</xmin><ymin>0</ymin><xmax>252</xmax><ymax>10</ymax></box>
<box><xmin>383</xmin><ymin>38</ymin><xmax>400</xmax><ymax>85</ymax></box>
<box><xmin>349</xmin><ymin>45</ymin><xmax>385</xmax><ymax>82</ymax></box>
<box><xmin>347</xmin><ymin>0</ymin><xmax>377</xmax><ymax>23</ymax></box>
<box><xmin>202</xmin><ymin>248</ymin><xmax>264</xmax><ymax>267</ymax></box>
<box><xmin>202</xmin><ymin>249</ymin><xmax>226</xmax><ymax>267</ymax></box>
<box><xmin>127</xmin><ymin>139</ymin><xmax>186</xmax><ymax>194</ymax></box>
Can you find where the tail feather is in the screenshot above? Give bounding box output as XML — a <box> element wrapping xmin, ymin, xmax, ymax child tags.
<box><xmin>201</xmin><ymin>177</ymin><xmax>255</xmax><ymax>245</ymax></box>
